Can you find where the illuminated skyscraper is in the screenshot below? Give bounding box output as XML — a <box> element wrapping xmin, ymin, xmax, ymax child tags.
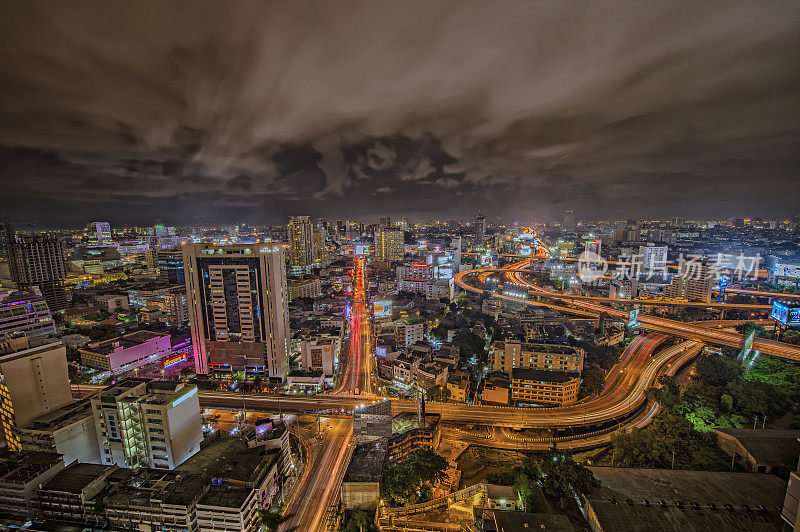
<box><xmin>86</xmin><ymin>221</ymin><xmax>112</xmax><ymax>245</ymax></box>
<box><xmin>475</xmin><ymin>211</ymin><xmax>486</xmax><ymax>248</ymax></box>
<box><xmin>5</xmin><ymin>232</ymin><xmax>68</xmax><ymax>311</ymax></box>
<box><xmin>287</xmin><ymin>216</ymin><xmax>326</xmax><ymax>272</ymax></box>
<box><xmin>372</xmin><ymin>225</ymin><xmax>404</xmax><ymax>270</ymax></box>
<box><xmin>183</xmin><ymin>243</ymin><xmax>289</xmax><ymax>379</ymax></box>
<box><xmin>562</xmin><ymin>210</ymin><xmax>576</xmax><ymax>232</ymax></box>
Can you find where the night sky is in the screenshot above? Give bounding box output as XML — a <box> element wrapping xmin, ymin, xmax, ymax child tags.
<box><xmin>1</xmin><ymin>1</ymin><xmax>798</xmax><ymax>226</ymax></box>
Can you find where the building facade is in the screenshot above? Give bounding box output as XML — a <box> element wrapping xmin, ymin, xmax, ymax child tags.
<box><xmin>510</xmin><ymin>368</ymin><xmax>580</xmax><ymax>406</ymax></box>
<box><xmin>490</xmin><ymin>340</ymin><xmax>584</xmax><ymax>375</ymax></box>
<box><xmin>0</xmin><ymin>288</ymin><xmax>56</xmax><ymax>340</ymax></box>
<box><xmin>183</xmin><ymin>243</ymin><xmax>290</xmax><ymax>378</ymax></box>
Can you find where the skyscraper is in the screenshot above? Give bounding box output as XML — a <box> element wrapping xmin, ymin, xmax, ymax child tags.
<box><xmin>287</xmin><ymin>216</ymin><xmax>325</xmax><ymax>272</ymax></box>
<box><xmin>156</xmin><ymin>249</ymin><xmax>185</xmax><ymax>285</ymax></box>
<box><xmin>183</xmin><ymin>243</ymin><xmax>290</xmax><ymax>379</ymax></box>
<box><xmin>562</xmin><ymin>210</ymin><xmax>576</xmax><ymax>232</ymax></box>
<box><xmin>5</xmin><ymin>232</ymin><xmax>68</xmax><ymax>311</ymax></box>
<box><xmin>475</xmin><ymin>211</ymin><xmax>486</xmax><ymax>248</ymax></box>
<box><xmin>372</xmin><ymin>225</ymin><xmax>404</xmax><ymax>270</ymax></box>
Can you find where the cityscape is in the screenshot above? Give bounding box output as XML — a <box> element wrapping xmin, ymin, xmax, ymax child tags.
<box><xmin>0</xmin><ymin>2</ymin><xmax>799</xmax><ymax>532</ymax></box>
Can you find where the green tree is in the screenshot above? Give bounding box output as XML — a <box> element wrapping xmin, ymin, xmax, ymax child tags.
<box><xmin>695</xmin><ymin>353</ymin><xmax>743</xmax><ymax>386</ymax></box>
<box><xmin>427</xmin><ymin>384</ymin><xmax>451</xmax><ymax>402</ymax></box>
<box><xmin>720</xmin><ymin>394</ymin><xmax>733</xmax><ymax>413</ymax></box>
<box><xmin>579</xmin><ymin>365</ymin><xmax>605</xmax><ymax>397</ymax></box>
<box><xmin>535</xmin><ymin>448</ymin><xmax>600</xmax><ymax>509</ymax></box>
<box><xmin>380</xmin><ymin>448</ymin><xmax>447</xmax><ymax>506</ymax></box>
<box><xmin>258</xmin><ymin>510</ymin><xmax>296</xmax><ymax>532</ymax></box>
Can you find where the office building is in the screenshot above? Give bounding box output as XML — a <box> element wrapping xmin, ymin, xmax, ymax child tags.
<box><xmin>510</xmin><ymin>368</ymin><xmax>580</xmax><ymax>406</ymax></box>
<box><xmin>490</xmin><ymin>340</ymin><xmax>584</xmax><ymax>375</ymax></box>
<box><xmin>156</xmin><ymin>249</ymin><xmax>185</xmax><ymax>284</ymax></box>
<box><xmin>300</xmin><ymin>336</ymin><xmax>337</xmax><ymax>377</ymax></box>
<box><xmin>287</xmin><ymin>216</ymin><xmax>326</xmax><ymax>272</ymax></box>
<box><xmin>562</xmin><ymin>210</ymin><xmax>576</xmax><ymax>232</ymax></box>
<box><xmin>86</xmin><ymin>221</ymin><xmax>112</xmax><ymax>245</ymax></box>
<box><xmin>89</xmin><ymin>379</ymin><xmax>202</xmax><ymax>469</ymax></box>
<box><xmin>79</xmin><ymin>331</ymin><xmax>172</xmax><ymax>374</ymax></box>
<box><xmin>5</xmin><ymin>233</ymin><xmax>68</xmax><ymax>310</ymax></box>
<box><xmin>0</xmin><ymin>338</ymin><xmax>72</xmax><ymax>451</ymax></box>
<box><xmin>475</xmin><ymin>211</ymin><xmax>486</xmax><ymax>247</ymax></box>
<box><xmin>372</xmin><ymin>225</ymin><xmax>404</xmax><ymax>270</ymax></box>
<box><xmin>183</xmin><ymin>243</ymin><xmax>290</xmax><ymax>378</ymax></box>
<box><xmin>0</xmin><ymin>288</ymin><xmax>56</xmax><ymax>340</ymax></box>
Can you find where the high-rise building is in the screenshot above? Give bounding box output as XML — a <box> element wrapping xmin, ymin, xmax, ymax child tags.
<box><xmin>5</xmin><ymin>233</ymin><xmax>68</xmax><ymax>311</ymax></box>
<box><xmin>562</xmin><ymin>210</ymin><xmax>576</xmax><ymax>232</ymax></box>
<box><xmin>183</xmin><ymin>243</ymin><xmax>290</xmax><ymax>378</ymax></box>
<box><xmin>638</xmin><ymin>243</ymin><xmax>668</xmax><ymax>273</ymax></box>
<box><xmin>287</xmin><ymin>216</ymin><xmax>326</xmax><ymax>272</ymax></box>
<box><xmin>86</xmin><ymin>222</ymin><xmax>112</xmax><ymax>245</ymax></box>
<box><xmin>0</xmin><ymin>288</ymin><xmax>56</xmax><ymax>340</ymax></box>
<box><xmin>475</xmin><ymin>211</ymin><xmax>486</xmax><ymax>248</ymax></box>
<box><xmin>379</xmin><ymin>216</ymin><xmax>391</xmax><ymax>228</ymax></box>
<box><xmin>372</xmin><ymin>225</ymin><xmax>404</xmax><ymax>270</ymax></box>
<box><xmin>0</xmin><ymin>338</ymin><xmax>72</xmax><ymax>451</ymax></box>
<box><xmin>89</xmin><ymin>379</ymin><xmax>202</xmax><ymax>469</ymax></box>
<box><xmin>155</xmin><ymin>249</ymin><xmax>185</xmax><ymax>285</ymax></box>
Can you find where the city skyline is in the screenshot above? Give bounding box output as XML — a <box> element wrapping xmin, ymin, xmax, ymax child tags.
<box><xmin>1</xmin><ymin>1</ymin><xmax>799</xmax><ymax>225</ymax></box>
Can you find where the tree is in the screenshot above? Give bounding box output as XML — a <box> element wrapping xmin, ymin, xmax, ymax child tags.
<box><xmin>380</xmin><ymin>448</ymin><xmax>447</xmax><ymax>506</ymax></box>
<box><xmin>720</xmin><ymin>394</ymin><xmax>733</xmax><ymax>413</ymax></box>
<box><xmin>580</xmin><ymin>365</ymin><xmax>605</xmax><ymax>397</ymax></box>
<box><xmin>349</xmin><ymin>509</ymin><xmax>370</xmax><ymax>532</ymax></box>
<box><xmin>427</xmin><ymin>384</ymin><xmax>451</xmax><ymax>402</ymax></box>
<box><xmin>258</xmin><ymin>510</ymin><xmax>296</xmax><ymax>532</ymax></box>
<box><xmin>657</xmin><ymin>375</ymin><xmax>679</xmax><ymax>396</ymax></box>
<box><xmin>695</xmin><ymin>353</ymin><xmax>743</xmax><ymax>386</ymax></box>
<box><xmin>535</xmin><ymin>448</ymin><xmax>600</xmax><ymax>509</ymax></box>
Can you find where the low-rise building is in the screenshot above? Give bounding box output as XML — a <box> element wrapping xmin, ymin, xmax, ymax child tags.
<box><xmin>586</xmin><ymin>466</ymin><xmax>789</xmax><ymax>532</ymax></box>
<box><xmin>34</xmin><ymin>462</ymin><xmax>118</xmax><ymax>525</ymax></box>
<box><xmin>93</xmin><ymin>294</ymin><xmax>129</xmax><ymax>313</ymax></box>
<box><xmin>79</xmin><ymin>330</ymin><xmax>172</xmax><ymax>374</ymax></box>
<box><xmin>446</xmin><ymin>370</ymin><xmax>471</xmax><ymax>403</ymax></box>
<box><xmin>288</xmin><ymin>277</ymin><xmax>322</xmax><ymax>300</ymax></box>
<box><xmin>0</xmin><ymin>451</ymin><xmax>64</xmax><ymax>518</ymax></box>
<box><xmin>300</xmin><ymin>336</ymin><xmax>338</xmax><ymax>377</ymax></box>
<box><xmin>195</xmin><ymin>447</ymin><xmax>281</xmax><ymax>532</ymax></box>
<box><xmin>388</xmin><ymin>412</ymin><xmax>441</xmax><ymax>465</ymax></box>
<box><xmin>491</xmin><ymin>340</ymin><xmax>584</xmax><ymax>375</ymax></box>
<box><xmin>341</xmin><ymin>441</ymin><xmax>387</xmax><ymax>510</ymax></box>
<box><xmin>481</xmin><ymin>372</ymin><xmax>510</xmax><ymax>405</ymax></box>
<box><xmin>395</xmin><ymin>319</ymin><xmax>426</xmax><ymax>347</ymax></box>
<box><xmin>715</xmin><ymin>428</ymin><xmax>800</xmax><ymax>473</ymax></box>
<box><xmin>510</xmin><ymin>368</ymin><xmax>580</xmax><ymax>406</ymax></box>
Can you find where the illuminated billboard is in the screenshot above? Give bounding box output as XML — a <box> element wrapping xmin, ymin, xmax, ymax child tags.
<box><xmin>741</xmin><ymin>330</ymin><xmax>755</xmax><ymax>360</ymax></box>
<box><xmin>355</xmin><ymin>244</ymin><xmax>370</xmax><ymax>256</ymax></box>
<box><xmin>373</xmin><ymin>300</ymin><xmax>392</xmax><ymax>318</ymax></box>
<box><xmin>771</xmin><ymin>301</ymin><xmax>800</xmax><ymax>326</ymax></box>
<box><xmin>627</xmin><ymin>308</ymin><xmax>639</xmax><ymax>328</ymax></box>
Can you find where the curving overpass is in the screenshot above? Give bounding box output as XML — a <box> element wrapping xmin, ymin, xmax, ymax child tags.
<box><xmin>453</xmin><ymin>263</ymin><xmax>800</xmax><ymax>362</ymax></box>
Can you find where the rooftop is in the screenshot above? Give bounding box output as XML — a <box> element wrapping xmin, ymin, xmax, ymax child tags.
<box><xmin>391</xmin><ymin>411</ymin><xmax>440</xmax><ymax>436</ymax></box>
<box><xmin>491</xmin><ymin>510</ymin><xmax>575</xmax><ymax>532</ymax></box>
<box><xmin>42</xmin><ymin>463</ymin><xmax>114</xmax><ymax>494</ymax></box>
<box><xmin>586</xmin><ymin>466</ymin><xmax>787</xmax><ymax>531</ymax></box>
<box><xmin>343</xmin><ymin>442</ymin><xmax>386</xmax><ymax>483</ymax></box>
<box><xmin>83</xmin><ymin>330</ymin><xmax>169</xmax><ymax>355</ymax></box>
<box><xmin>716</xmin><ymin>428</ymin><xmax>800</xmax><ymax>466</ymax></box>
<box><xmin>511</xmin><ymin>368</ymin><xmax>579</xmax><ymax>384</ymax></box>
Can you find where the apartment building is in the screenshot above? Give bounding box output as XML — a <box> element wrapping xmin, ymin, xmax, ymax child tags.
<box><xmin>395</xmin><ymin>319</ymin><xmax>426</xmax><ymax>348</ymax></box>
<box><xmin>510</xmin><ymin>368</ymin><xmax>580</xmax><ymax>406</ymax></box>
<box><xmin>0</xmin><ymin>288</ymin><xmax>56</xmax><ymax>340</ymax></box>
<box><xmin>490</xmin><ymin>339</ymin><xmax>584</xmax><ymax>375</ymax></box>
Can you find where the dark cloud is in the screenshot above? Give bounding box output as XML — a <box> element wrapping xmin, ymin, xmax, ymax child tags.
<box><xmin>0</xmin><ymin>1</ymin><xmax>798</xmax><ymax>225</ymax></box>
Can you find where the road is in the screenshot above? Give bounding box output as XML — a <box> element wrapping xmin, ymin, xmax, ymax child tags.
<box><xmin>333</xmin><ymin>256</ymin><xmax>376</xmax><ymax>396</ymax></box>
<box><xmin>280</xmin><ymin>418</ymin><xmax>354</xmax><ymax>532</ymax></box>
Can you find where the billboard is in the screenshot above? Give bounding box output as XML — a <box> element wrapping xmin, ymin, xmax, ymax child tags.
<box><xmin>373</xmin><ymin>300</ymin><xmax>392</xmax><ymax>318</ymax></box>
<box><xmin>355</xmin><ymin>244</ymin><xmax>370</xmax><ymax>256</ymax></box>
<box><xmin>771</xmin><ymin>301</ymin><xmax>800</xmax><ymax>326</ymax></box>
<box><xmin>740</xmin><ymin>330</ymin><xmax>756</xmax><ymax>360</ymax></box>
<box><xmin>627</xmin><ymin>308</ymin><xmax>640</xmax><ymax>328</ymax></box>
